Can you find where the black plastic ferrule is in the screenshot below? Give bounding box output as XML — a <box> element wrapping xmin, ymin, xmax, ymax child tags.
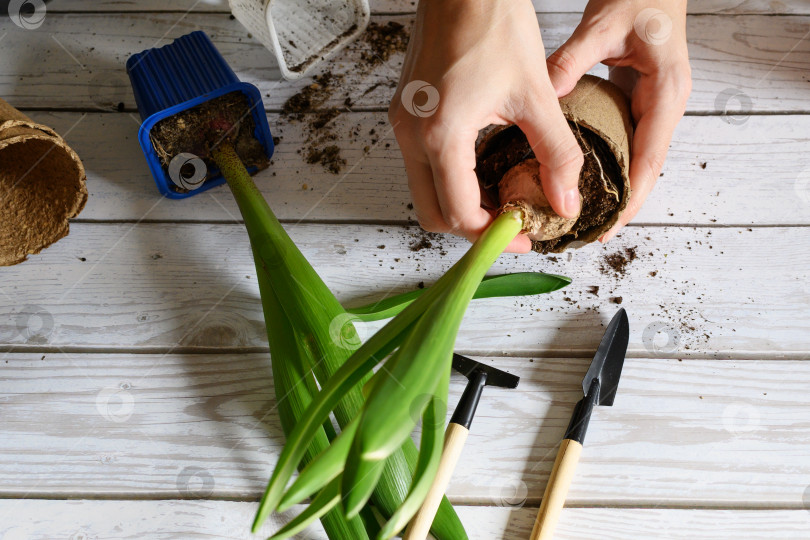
<box><xmin>450</xmin><ymin>371</ymin><xmax>488</xmax><ymax>429</ymax></box>
<box><xmin>564</xmin><ymin>378</ymin><xmax>600</xmax><ymax>444</ymax></box>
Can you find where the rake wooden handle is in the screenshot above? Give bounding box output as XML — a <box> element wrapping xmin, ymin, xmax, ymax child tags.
<box><xmin>404</xmin><ymin>423</ymin><xmax>470</xmax><ymax>540</ymax></box>
<box><xmin>529</xmin><ymin>438</ymin><xmax>582</xmax><ymax>540</ymax></box>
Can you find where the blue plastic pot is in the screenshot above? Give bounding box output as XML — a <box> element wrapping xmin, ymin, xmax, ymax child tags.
<box><xmin>126</xmin><ymin>31</ymin><xmax>274</xmax><ymax>198</ymax></box>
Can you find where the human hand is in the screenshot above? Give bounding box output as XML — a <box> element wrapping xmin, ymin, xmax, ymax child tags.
<box><xmin>546</xmin><ymin>0</ymin><xmax>691</xmax><ymax>242</ymax></box>
<box><xmin>389</xmin><ymin>0</ymin><xmax>584</xmax><ymax>253</ymax></box>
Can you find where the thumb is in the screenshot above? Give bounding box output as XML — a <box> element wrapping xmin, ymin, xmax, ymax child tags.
<box><xmin>546</xmin><ymin>27</ymin><xmax>606</xmax><ymax>98</ymax></box>
<box><xmin>515</xmin><ymin>86</ymin><xmax>584</xmax><ymax>219</ymax></box>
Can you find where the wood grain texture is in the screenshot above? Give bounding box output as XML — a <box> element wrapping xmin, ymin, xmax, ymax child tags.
<box><xmin>1</xmin><ymin>353</ymin><xmax>809</xmax><ymax>505</ymax></box>
<box><xmin>405</xmin><ymin>423</ymin><xmax>471</xmax><ymax>540</ymax></box>
<box><xmin>1</xmin><ymin>14</ymin><xmax>809</xmax><ymax>112</ymax></box>
<box><xmin>531</xmin><ymin>439</ymin><xmax>583</xmax><ymax>540</ymax></box>
<box><xmin>25</xmin><ymin>111</ymin><xmax>810</xmax><ymax>225</ymax></box>
<box><xmin>3</xmin><ymin>500</ymin><xmax>810</xmax><ymax>540</ymax></box>
<box><xmin>1</xmin><ymin>501</ymin><xmax>810</xmax><ymax>540</ymax></box>
<box><xmin>1</xmin><ymin>223</ymin><xmax>807</xmax><ymax>357</ymax></box>
<box><xmin>1</xmin><ymin>3</ymin><xmax>808</xmax><ymax>539</ymax></box>
<box><xmin>47</xmin><ymin>0</ymin><xmax>810</xmax><ymax>14</ymax></box>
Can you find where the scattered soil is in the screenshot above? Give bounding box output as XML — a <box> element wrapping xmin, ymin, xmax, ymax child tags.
<box><xmin>610</xmin><ymin>296</ymin><xmax>623</xmax><ymax>304</ymax></box>
<box><xmin>409</xmin><ymin>231</ymin><xmax>439</xmax><ymax>252</ymax></box>
<box><xmin>305</xmin><ymin>144</ymin><xmax>345</xmax><ymax>174</ymax></box>
<box><xmin>281</xmin><ymin>73</ymin><xmax>340</xmax><ymax>120</ymax></box>
<box><xmin>600</xmin><ymin>246</ymin><xmax>638</xmax><ymax>277</ymax></box>
<box><xmin>281</xmin><ymin>72</ymin><xmax>346</xmax><ymax>174</ymax></box>
<box><xmin>149</xmin><ymin>92</ymin><xmax>268</xmax><ymax>193</ymax></box>
<box><xmin>311</xmin><ymin>108</ymin><xmax>340</xmax><ymax>129</ymax></box>
<box><xmin>475</xmin><ymin>123</ymin><xmax>622</xmax><ymax>253</ymax></box>
<box><xmin>360</xmin><ymin>22</ymin><xmax>409</xmax><ymax>67</ymax></box>
<box><xmin>587</xmin><ymin>285</ymin><xmax>600</xmax><ymax>296</ymax></box>
<box><xmin>279</xmin><ymin>22</ymin><xmax>410</xmax><ymax>175</ymax></box>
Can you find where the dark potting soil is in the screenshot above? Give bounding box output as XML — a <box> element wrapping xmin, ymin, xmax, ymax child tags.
<box><xmin>475</xmin><ymin>123</ymin><xmax>622</xmax><ymax>253</ymax></box>
<box><xmin>305</xmin><ymin>144</ymin><xmax>346</xmax><ymax>174</ymax></box>
<box><xmin>149</xmin><ymin>92</ymin><xmax>268</xmax><ymax>193</ymax></box>
<box><xmin>601</xmin><ymin>246</ymin><xmax>638</xmax><ymax>277</ymax></box>
<box><xmin>279</xmin><ymin>21</ymin><xmax>410</xmax><ymax>175</ymax></box>
<box><xmin>281</xmin><ymin>72</ymin><xmax>347</xmax><ymax>174</ymax></box>
<box><xmin>311</xmin><ymin>108</ymin><xmax>341</xmax><ymax>129</ymax></box>
<box><xmin>281</xmin><ymin>73</ymin><xmax>341</xmax><ymax>120</ymax></box>
<box><xmin>361</xmin><ymin>22</ymin><xmax>409</xmax><ymax>67</ymax></box>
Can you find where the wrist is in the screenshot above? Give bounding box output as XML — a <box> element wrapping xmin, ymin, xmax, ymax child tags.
<box><xmin>420</xmin><ymin>0</ymin><xmax>534</xmax><ymax>17</ymax></box>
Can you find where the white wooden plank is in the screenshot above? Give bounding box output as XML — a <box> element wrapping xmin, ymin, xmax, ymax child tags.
<box><xmin>1</xmin><ymin>14</ymin><xmax>809</xmax><ymax>112</ymax></box>
<box><xmin>1</xmin><ymin>500</ymin><xmax>810</xmax><ymax>540</ymax></box>
<box><xmin>1</xmin><ymin>223</ymin><xmax>808</xmax><ymax>357</ymax></box>
<box><xmin>47</xmin><ymin>0</ymin><xmax>810</xmax><ymax>14</ymax></box>
<box><xmin>51</xmin><ymin>0</ymin><xmax>231</xmax><ymax>11</ymax></box>
<box><xmin>534</xmin><ymin>1</ymin><xmax>810</xmax><ymax>14</ymax></box>
<box><xmin>1</xmin><ymin>353</ymin><xmax>809</xmax><ymax>506</ymax></box>
<box><xmin>24</xmin><ymin>111</ymin><xmax>810</xmax><ymax>225</ymax></box>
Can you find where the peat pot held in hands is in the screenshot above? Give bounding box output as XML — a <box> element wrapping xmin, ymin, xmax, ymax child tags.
<box><xmin>475</xmin><ymin>75</ymin><xmax>633</xmax><ymax>253</ymax></box>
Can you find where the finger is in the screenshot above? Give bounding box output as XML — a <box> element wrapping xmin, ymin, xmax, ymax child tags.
<box><xmin>505</xmin><ymin>233</ymin><xmax>532</xmax><ymax>253</ymax></box>
<box><xmin>402</xmin><ymin>155</ymin><xmax>448</xmax><ymax>233</ymax></box>
<box><xmin>478</xmin><ymin>208</ymin><xmax>532</xmax><ymax>253</ymax></box>
<box><xmin>427</xmin><ymin>128</ymin><xmax>493</xmax><ymax>241</ymax></box>
<box><xmin>515</xmin><ymin>86</ymin><xmax>584</xmax><ymax>219</ymax></box>
<box><xmin>547</xmin><ymin>25</ymin><xmax>611</xmax><ymax>98</ymax></box>
<box><xmin>600</xmin><ymin>100</ymin><xmax>682</xmax><ymax>243</ymax></box>
<box><xmin>608</xmin><ymin>66</ymin><xmax>639</xmax><ymax>99</ymax></box>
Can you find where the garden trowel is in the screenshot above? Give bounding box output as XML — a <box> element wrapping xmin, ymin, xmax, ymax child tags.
<box><xmin>529</xmin><ymin>308</ymin><xmax>629</xmax><ymax>540</ymax></box>
<box><xmin>405</xmin><ymin>354</ymin><xmax>520</xmax><ymax>540</ymax></box>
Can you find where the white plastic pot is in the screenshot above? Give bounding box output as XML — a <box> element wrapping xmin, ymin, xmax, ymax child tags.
<box><xmin>229</xmin><ymin>0</ymin><xmax>370</xmax><ymax>80</ymax></box>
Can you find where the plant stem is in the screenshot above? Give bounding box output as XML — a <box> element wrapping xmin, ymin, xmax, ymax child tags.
<box><xmin>341</xmin><ymin>210</ymin><xmax>524</xmax><ymax>516</ymax></box>
<box><xmin>214</xmin><ymin>142</ymin><xmax>468</xmax><ymax>539</ymax></box>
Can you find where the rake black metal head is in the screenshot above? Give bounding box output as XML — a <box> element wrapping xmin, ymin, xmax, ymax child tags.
<box><xmin>451</xmin><ymin>353</ymin><xmax>520</xmax><ymax>389</ymax></box>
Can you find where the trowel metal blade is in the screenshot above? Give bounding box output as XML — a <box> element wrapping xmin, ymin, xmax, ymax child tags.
<box><xmin>582</xmin><ymin>308</ymin><xmax>629</xmax><ymax>406</ymax></box>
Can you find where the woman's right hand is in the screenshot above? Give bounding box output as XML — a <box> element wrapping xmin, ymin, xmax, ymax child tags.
<box><xmin>389</xmin><ymin>0</ymin><xmax>584</xmax><ymax>253</ymax></box>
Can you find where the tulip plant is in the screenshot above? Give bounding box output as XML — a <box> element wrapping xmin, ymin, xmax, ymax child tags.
<box><xmin>213</xmin><ymin>142</ymin><xmax>570</xmax><ymax>539</ymax></box>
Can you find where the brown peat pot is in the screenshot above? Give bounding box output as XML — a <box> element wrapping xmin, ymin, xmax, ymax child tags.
<box><xmin>0</xmin><ymin>98</ymin><xmax>87</xmax><ymax>266</ymax></box>
<box><xmin>475</xmin><ymin>75</ymin><xmax>632</xmax><ymax>253</ymax></box>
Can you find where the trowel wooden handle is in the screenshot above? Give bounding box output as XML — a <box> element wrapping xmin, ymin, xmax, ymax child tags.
<box><xmin>529</xmin><ymin>438</ymin><xmax>582</xmax><ymax>540</ymax></box>
<box><xmin>404</xmin><ymin>423</ymin><xmax>470</xmax><ymax>540</ymax></box>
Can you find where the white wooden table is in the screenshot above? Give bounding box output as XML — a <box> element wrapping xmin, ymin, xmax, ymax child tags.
<box><xmin>2</xmin><ymin>1</ymin><xmax>810</xmax><ymax>538</ymax></box>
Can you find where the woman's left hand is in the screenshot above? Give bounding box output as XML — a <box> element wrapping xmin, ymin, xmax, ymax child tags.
<box><xmin>546</xmin><ymin>0</ymin><xmax>692</xmax><ymax>242</ymax></box>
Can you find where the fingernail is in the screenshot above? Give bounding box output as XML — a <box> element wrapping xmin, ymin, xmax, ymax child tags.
<box><xmin>564</xmin><ymin>188</ymin><xmax>580</xmax><ymax>217</ymax></box>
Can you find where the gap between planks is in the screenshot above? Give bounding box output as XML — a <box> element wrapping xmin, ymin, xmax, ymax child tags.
<box><xmin>0</xmin><ymin>493</ymin><xmax>805</xmax><ymax>512</ymax></box>
<box><xmin>39</xmin><ymin>0</ymin><xmax>810</xmax><ymax>16</ymax></box>
<box><xmin>2</xmin><ymin>224</ymin><xmax>808</xmax><ymax>357</ymax></box>
<box><xmin>24</xmin><ymin>112</ymin><xmax>810</xmax><ymax>225</ymax></box>
<box><xmin>15</xmin><ymin>108</ymin><xmax>810</xmax><ymax>116</ymax></box>
<box><xmin>1</xmin><ymin>346</ymin><xmax>809</xmax><ymax>361</ymax></box>
<box><xmin>3</xmin><ymin>13</ymin><xmax>810</xmax><ymax>113</ymax></box>
<box><xmin>2</xmin><ymin>354</ymin><xmax>808</xmax><ymax>504</ymax></box>
<box><xmin>2</xmin><ymin>501</ymin><xmax>810</xmax><ymax>540</ymax></box>
<box><xmin>61</xmin><ymin>220</ymin><xmax>810</xmax><ymax>229</ymax></box>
